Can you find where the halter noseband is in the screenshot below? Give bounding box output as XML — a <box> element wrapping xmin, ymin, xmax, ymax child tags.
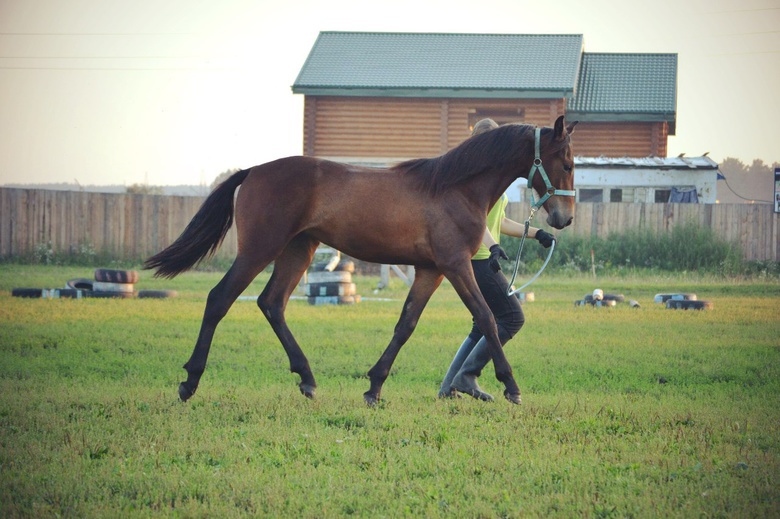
<box><xmin>527</xmin><ymin>127</ymin><xmax>576</xmax><ymax>210</ymax></box>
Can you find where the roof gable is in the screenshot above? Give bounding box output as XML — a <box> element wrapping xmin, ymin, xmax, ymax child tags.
<box><xmin>568</xmin><ymin>53</ymin><xmax>677</xmax><ymax>125</ymax></box>
<box><xmin>292</xmin><ymin>32</ymin><xmax>583</xmax><ymax>98</ymax></box>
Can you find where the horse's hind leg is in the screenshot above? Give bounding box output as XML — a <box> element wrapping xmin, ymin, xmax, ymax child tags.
<box><xmin>256</xmin><ymin>234</ymin><xmax>320</xmax><ymax>398</ymax></box>
<box><xmin>179</xmin><ymin>256</ymin><xmax>267</xmax><ymax>401</ymax></box>
<box><xmin>445</xmin><ymin>265</ymin><xmax>522</xmax><ymax>404</ymax></box>
<box><xmin>364</xmin><ymin>267</ymin><xmax>443</xmax><ymax>405</ymax></box>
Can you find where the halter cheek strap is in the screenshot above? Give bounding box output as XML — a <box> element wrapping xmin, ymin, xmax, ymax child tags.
<box><xmin>527</xmin><ymin>127</ymin><xmax>576</xmax><ymax>210</ymax></box>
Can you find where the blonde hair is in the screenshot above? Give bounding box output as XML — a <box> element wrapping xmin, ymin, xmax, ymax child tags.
<box><xmin>472</xmin><ymin>118</ymin><xmax>499</xmax><ymax>136</ymax></box>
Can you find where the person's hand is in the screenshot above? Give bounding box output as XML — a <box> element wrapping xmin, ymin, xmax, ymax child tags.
<box><xmin>488</xmin><ymin>244</ymin><xmax>508</xmax><ymax>272</ymax></box>
<box><xmin>535</xmin><ymin>229</ymin><xmax>555</xmax><ymax>249</ymax></box>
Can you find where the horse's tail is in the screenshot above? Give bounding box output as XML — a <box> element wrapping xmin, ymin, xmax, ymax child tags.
<box><xmin>144</xmin><ymin>169</ymin><xmax>250</xmax><ymax>278</ymax></box>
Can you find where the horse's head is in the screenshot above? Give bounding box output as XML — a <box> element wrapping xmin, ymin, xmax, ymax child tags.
<box><xmin>532</xmin><ymin>115</ymin><xmax>578</xmax><ymax>229</ymax></box>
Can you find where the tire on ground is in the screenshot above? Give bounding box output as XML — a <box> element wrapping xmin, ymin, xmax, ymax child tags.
<box><xmin>308</xmin><ymin>295</ymin><xmax>360</xmax><ymax>305</ymax></box>
<box><xmin>307</xmin><ymin>270</ymin><xmax>352</xmax><ymax>284</ymax></box>
<box><xmin>12</xmin><ymin>288</ymin><xmax>86</xmax><ymax>299</ymax></box>
<box><xmin>311</xmin><ymin>260</ymin><xmax>355</xmax><ymax>273</ymax></box>
<box><xmin>12</xmin><ymin>288</ymin><xmax>44</xmax><ymax>298</ymax></box>
<box><xmin>584</xmin><ymin>293</ymin><xmax>624</xmax><ymax>303</ymax></box>
<box><xmin>574</xmin><ymin>299</ymin><xmax>615</xmax><ymax>307</ymax></box>
<box><xmin>93</xmin><ymin>281</ymin><xmax>136</xmax><ymax>293</ymax></box>
<box><xmin>666</xmin><ymin>299</ymin><xmax>713</xmax><ymax>310</ymax></box>
<box><xmin>58</xmin><ymin>288</ymin><xmax>86</xmax><ymax>299</ymax></box>
<box><xmin>138</xmin><ymin>290</ymin><xmax>178</xmax><ymax>299</ymax></box>
<box><xmin>94</xmin><ymin>268</ymin><xmax>139</xmax><ymax>284</ymax></box>
<box><xmin>305</xmin><ymin>282</ymin><xmax>356</xmax><ymax>297</ymax></box>
<box><xmin>85</xmin><ymin>290</ymin><xmax>137</xmax><ymax>299</ymax></box>
<box><xmin>654</xmin><ymin>293</ymin><xmax>697</xmax><ymax>304</ymax></box>
<box><xmin>66</xmin><ymin>278</ymin><xmax>94</xmax><ymax>290</ymax></box>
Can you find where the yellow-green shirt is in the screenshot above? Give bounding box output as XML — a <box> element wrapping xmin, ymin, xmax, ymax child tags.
<box><xmin>473</xmin><ymin>193</ymin><xmax>508</xmax><ymax>260</ymax></box>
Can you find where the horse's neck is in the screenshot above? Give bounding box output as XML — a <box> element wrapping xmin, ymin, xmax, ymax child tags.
<box><xmin>463</xmin><ymin>163</ymin><xmax>528</xmax><ymax>211</ymax></box>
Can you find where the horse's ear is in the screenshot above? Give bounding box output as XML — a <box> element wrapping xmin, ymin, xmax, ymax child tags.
<box><xmin>554</xmin><ymin>115</ymin><xmax>578</xmax><ymax>140</ymax></box>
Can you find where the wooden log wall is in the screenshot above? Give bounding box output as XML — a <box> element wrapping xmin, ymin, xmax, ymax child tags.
<box><xmin>568</xmin><ymin>121</ymin><xmax>669</xmax><ymax>157</ymax></box>
<box><xmin>304</xmin><ymin>96</ymin><xmax>566</xmax><ymax>159</ymax></box>
<box><xmin>1</xmin><ymin>188</ymin><xmax>777</xmax><ymax>262</ymax></box>
<box><xmin>303</xmin><ymin>96</ymin><xmax>665</xmax><ymax>159</ymax></box>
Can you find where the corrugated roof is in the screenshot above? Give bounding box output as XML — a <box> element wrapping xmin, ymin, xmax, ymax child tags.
<box><xmin>568</xmin><ymin>53</ymin><xmax>677</xmax><ymax>118</ymax></box>
<box><xmin>575</xmin><ymin>155</ymin><xmax>716</xmax><ymax>170</ymax></box>
<box><xmin>292</xmin><ymin>32</ymin><xmax>583</xmax><ymax>97</ymax></box>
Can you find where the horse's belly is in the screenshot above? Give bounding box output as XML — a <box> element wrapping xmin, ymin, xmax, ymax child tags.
<box><xmin>313</xmin><ymin>224</ymin><xmax>430</xmax><ymax>266</ymax></box>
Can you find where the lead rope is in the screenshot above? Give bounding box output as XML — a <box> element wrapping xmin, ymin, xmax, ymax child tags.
<box><xmin>506</xmin><ymin>206</ymin><xmax>556</xmax><ymax>296</ymax></box>
<box><xmin>506</xmin><ymin>129</ymin><xmax>553</xmax><ymax>296</ymax></box>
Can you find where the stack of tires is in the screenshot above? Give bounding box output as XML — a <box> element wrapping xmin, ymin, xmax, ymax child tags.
<box><xmin>87</xmin><ymin>268</ymin><xmax>139</xmax><ymax>298</ymax></box>
<box><xmin>655</xmin><ymin>293</ymin><xmax>712</xmax><ymax>310</ymax></box>
<box><xmin>573</xmin><ymin>290</ymin><xmax>641</xmax><ymax>308</ymax></box>
<box><xmin>11</xmin><ymin>268</ymin><xmax>177</xmax><ymax>299</ymax></box>
<box><xmin>305</xmin><ymin>260</ymin><xmax>360</xmax><ymax>305</ymax></box>
<box><xmin>574</xmin><ymin>290</ymin><xmax>623</xmax><ymax>308</ymax></box>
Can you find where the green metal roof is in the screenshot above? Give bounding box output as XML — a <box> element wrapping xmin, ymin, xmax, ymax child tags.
<box><xmin>292</xmin><ymin>32</ymin><xmax>677</xmax><ymax>128</ymax></box>
<box><xmin>292</xmin><ymin>32</ymin><xmax>584</xmax><ymax>99</ymax></box>
<box><xmin>568</xmin><ymin>53</ymin><xmax>677</xmax><ymax>125</ymax></box>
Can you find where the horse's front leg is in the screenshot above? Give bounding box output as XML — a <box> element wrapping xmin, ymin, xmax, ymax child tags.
<box><xmin>180</xmin><ymin>258</ymin><xmax>264</xmax><ymax>401</ymax></box>
<box><xmin>364</xmin><ymin>267</ymin><xmax>443</xmax><ymax>405</ymax></box>
<box><xmin>446</xmin><ymin>266</ymin><xmax>522</xmax><ymax>404</ymax></box>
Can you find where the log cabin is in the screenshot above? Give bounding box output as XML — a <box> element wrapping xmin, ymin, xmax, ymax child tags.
<box><xmin>292</xmin><ymin>32</ymin><xmax>718</xmax><ymax>203</ymax></box>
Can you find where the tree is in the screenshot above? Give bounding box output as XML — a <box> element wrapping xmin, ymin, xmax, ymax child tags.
<box><xmin>719</xmin><ymin>157</ymin><xmax>746</xmax><ymax>178</ymax></box>
<box><xmin>718</xmin><ymin>157</ymin><xmax>778</xmax><ymax>203</ymax></box>
<box><xmin>126</xmin><ymin>183</ymin><xmax>163</xmax><ymax>195</ymax></box>
<box><xmin>210</xmin><ymin>168</ymin><xmax>241</xmax><ymax>191</ymax></box>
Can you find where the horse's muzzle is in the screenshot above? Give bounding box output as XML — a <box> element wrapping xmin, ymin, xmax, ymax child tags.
<box><xmin>547</xmin><ymin>212</ymin><xmax>573</xmax><ymax>230</ymax></box>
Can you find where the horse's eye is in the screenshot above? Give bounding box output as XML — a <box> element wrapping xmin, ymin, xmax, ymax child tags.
<box><xmin>563</xmin><ymin>164</ymin><xmax>573</xmax><ymax>173</ymax></box>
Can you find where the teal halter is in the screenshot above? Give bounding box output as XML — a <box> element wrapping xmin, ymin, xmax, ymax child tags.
<box><xmin>506</xmin><ymin>128</ymin><xmax>575</xmax><ymax>297</ymax></box>
<box><xmin>527</xmin><ymin>127</ymin><xmax>576</xmax><ymax>210</ymax></box>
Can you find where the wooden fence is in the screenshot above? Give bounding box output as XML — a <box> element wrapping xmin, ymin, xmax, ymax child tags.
<box><xmin>0</xmin><ymin>188</ymin><xmax>236</xmax><ymax>261</ymax></box>
<box><xmin>1</xmin><ymin>187</ymin><xmax>778</xmax><ymax>262</ymax></box>
<box><xmin>506</xmin><ymin>200</ymin><xmax>779</xmax><ymax>262</ymax></box>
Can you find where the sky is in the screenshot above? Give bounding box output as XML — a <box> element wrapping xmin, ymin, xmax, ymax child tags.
<box><xmin>1</xmin><ymin>0</ymin><xmax>778</xmax><ymax>187</ymax></box>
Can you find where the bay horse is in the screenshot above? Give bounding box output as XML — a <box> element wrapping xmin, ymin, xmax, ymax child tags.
<box><xmin>144</xmin><ymin>115</ymin><xmax>577</xmax><ymax>405</ymax></box>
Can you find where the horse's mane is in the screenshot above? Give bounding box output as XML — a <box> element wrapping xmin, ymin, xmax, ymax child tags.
<box><xmin>394</xmin><ymin>123</ymin><xmax>558</xmax><ymax>196</ymax></box>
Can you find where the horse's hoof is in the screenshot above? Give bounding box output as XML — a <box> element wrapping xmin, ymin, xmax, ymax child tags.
<box><xmin>504</xmin><ymin>390</ymin><xmax>522</xmax><ymax>405</ymax></box>
<box><xmin>363</xmin><ymin>391</ymin><xmax>380</xmax><ymax>407</ymax></box>
<box><xmin>299</xmin><ymin>383</ymin><xmax>316</xmax><ymax>399</ymax></box>
<box><xmin>178</xmin><ymin>382</ymin><xmax>196</xmax><ymax>402</ymax></box>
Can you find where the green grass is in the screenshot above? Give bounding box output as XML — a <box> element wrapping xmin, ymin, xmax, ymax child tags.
<box><xmin>0</xmin><ymin>265</ymin><xmax>778</xmax><ymax>517</ymax></box>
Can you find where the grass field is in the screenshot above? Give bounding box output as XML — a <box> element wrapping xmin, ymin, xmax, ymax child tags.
<box><xmin>0</xmin><ymin>265</ymin><xmax>778</xmax><ymax>517</ymax></box>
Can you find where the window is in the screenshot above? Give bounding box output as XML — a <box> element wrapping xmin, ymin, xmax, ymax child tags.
<box><xmin>579</xmin><ymin>189</ymin><xmax>603</xmax><ymax>203</ymax></box>
<box><xmin>610</xmin><ymin>189</ymin><xmax>623</xmax><ymax>202</ymax></box>
<box><xmin>468</xmin><ymin>108</ymin><xmax>525</xmax><ymax>132</ymax></box>
<box><xmin>654</xmin><ymin>189</ymin><xmax>671</xmax><ymax>203</ymax></box>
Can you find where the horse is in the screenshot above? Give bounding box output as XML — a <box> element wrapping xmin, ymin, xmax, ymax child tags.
<box><xmin>144</xmin><ymin>115</ymin><xmax>578</xmax><ymax>405</ymax></box>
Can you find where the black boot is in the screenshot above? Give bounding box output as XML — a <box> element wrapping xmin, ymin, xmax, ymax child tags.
<box><xmin>450</xmin><ymin>337</ymin><xmax>494</xmax><ymax>401</ymax></box>
<box><xmin>438</xmin><ymin>336</ymin><xmax>478</xmax><ymax>398</ymax></box>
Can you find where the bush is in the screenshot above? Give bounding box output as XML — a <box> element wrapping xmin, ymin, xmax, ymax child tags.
<box><xmin>501</xmin><ymin>222</ymin><xmax>758</xmax><ymax>276</ymax></box>
<box><xmin>8</xmin><ymin>241</ymin><xmax>133</xmax><ymax>268</ymax></box>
